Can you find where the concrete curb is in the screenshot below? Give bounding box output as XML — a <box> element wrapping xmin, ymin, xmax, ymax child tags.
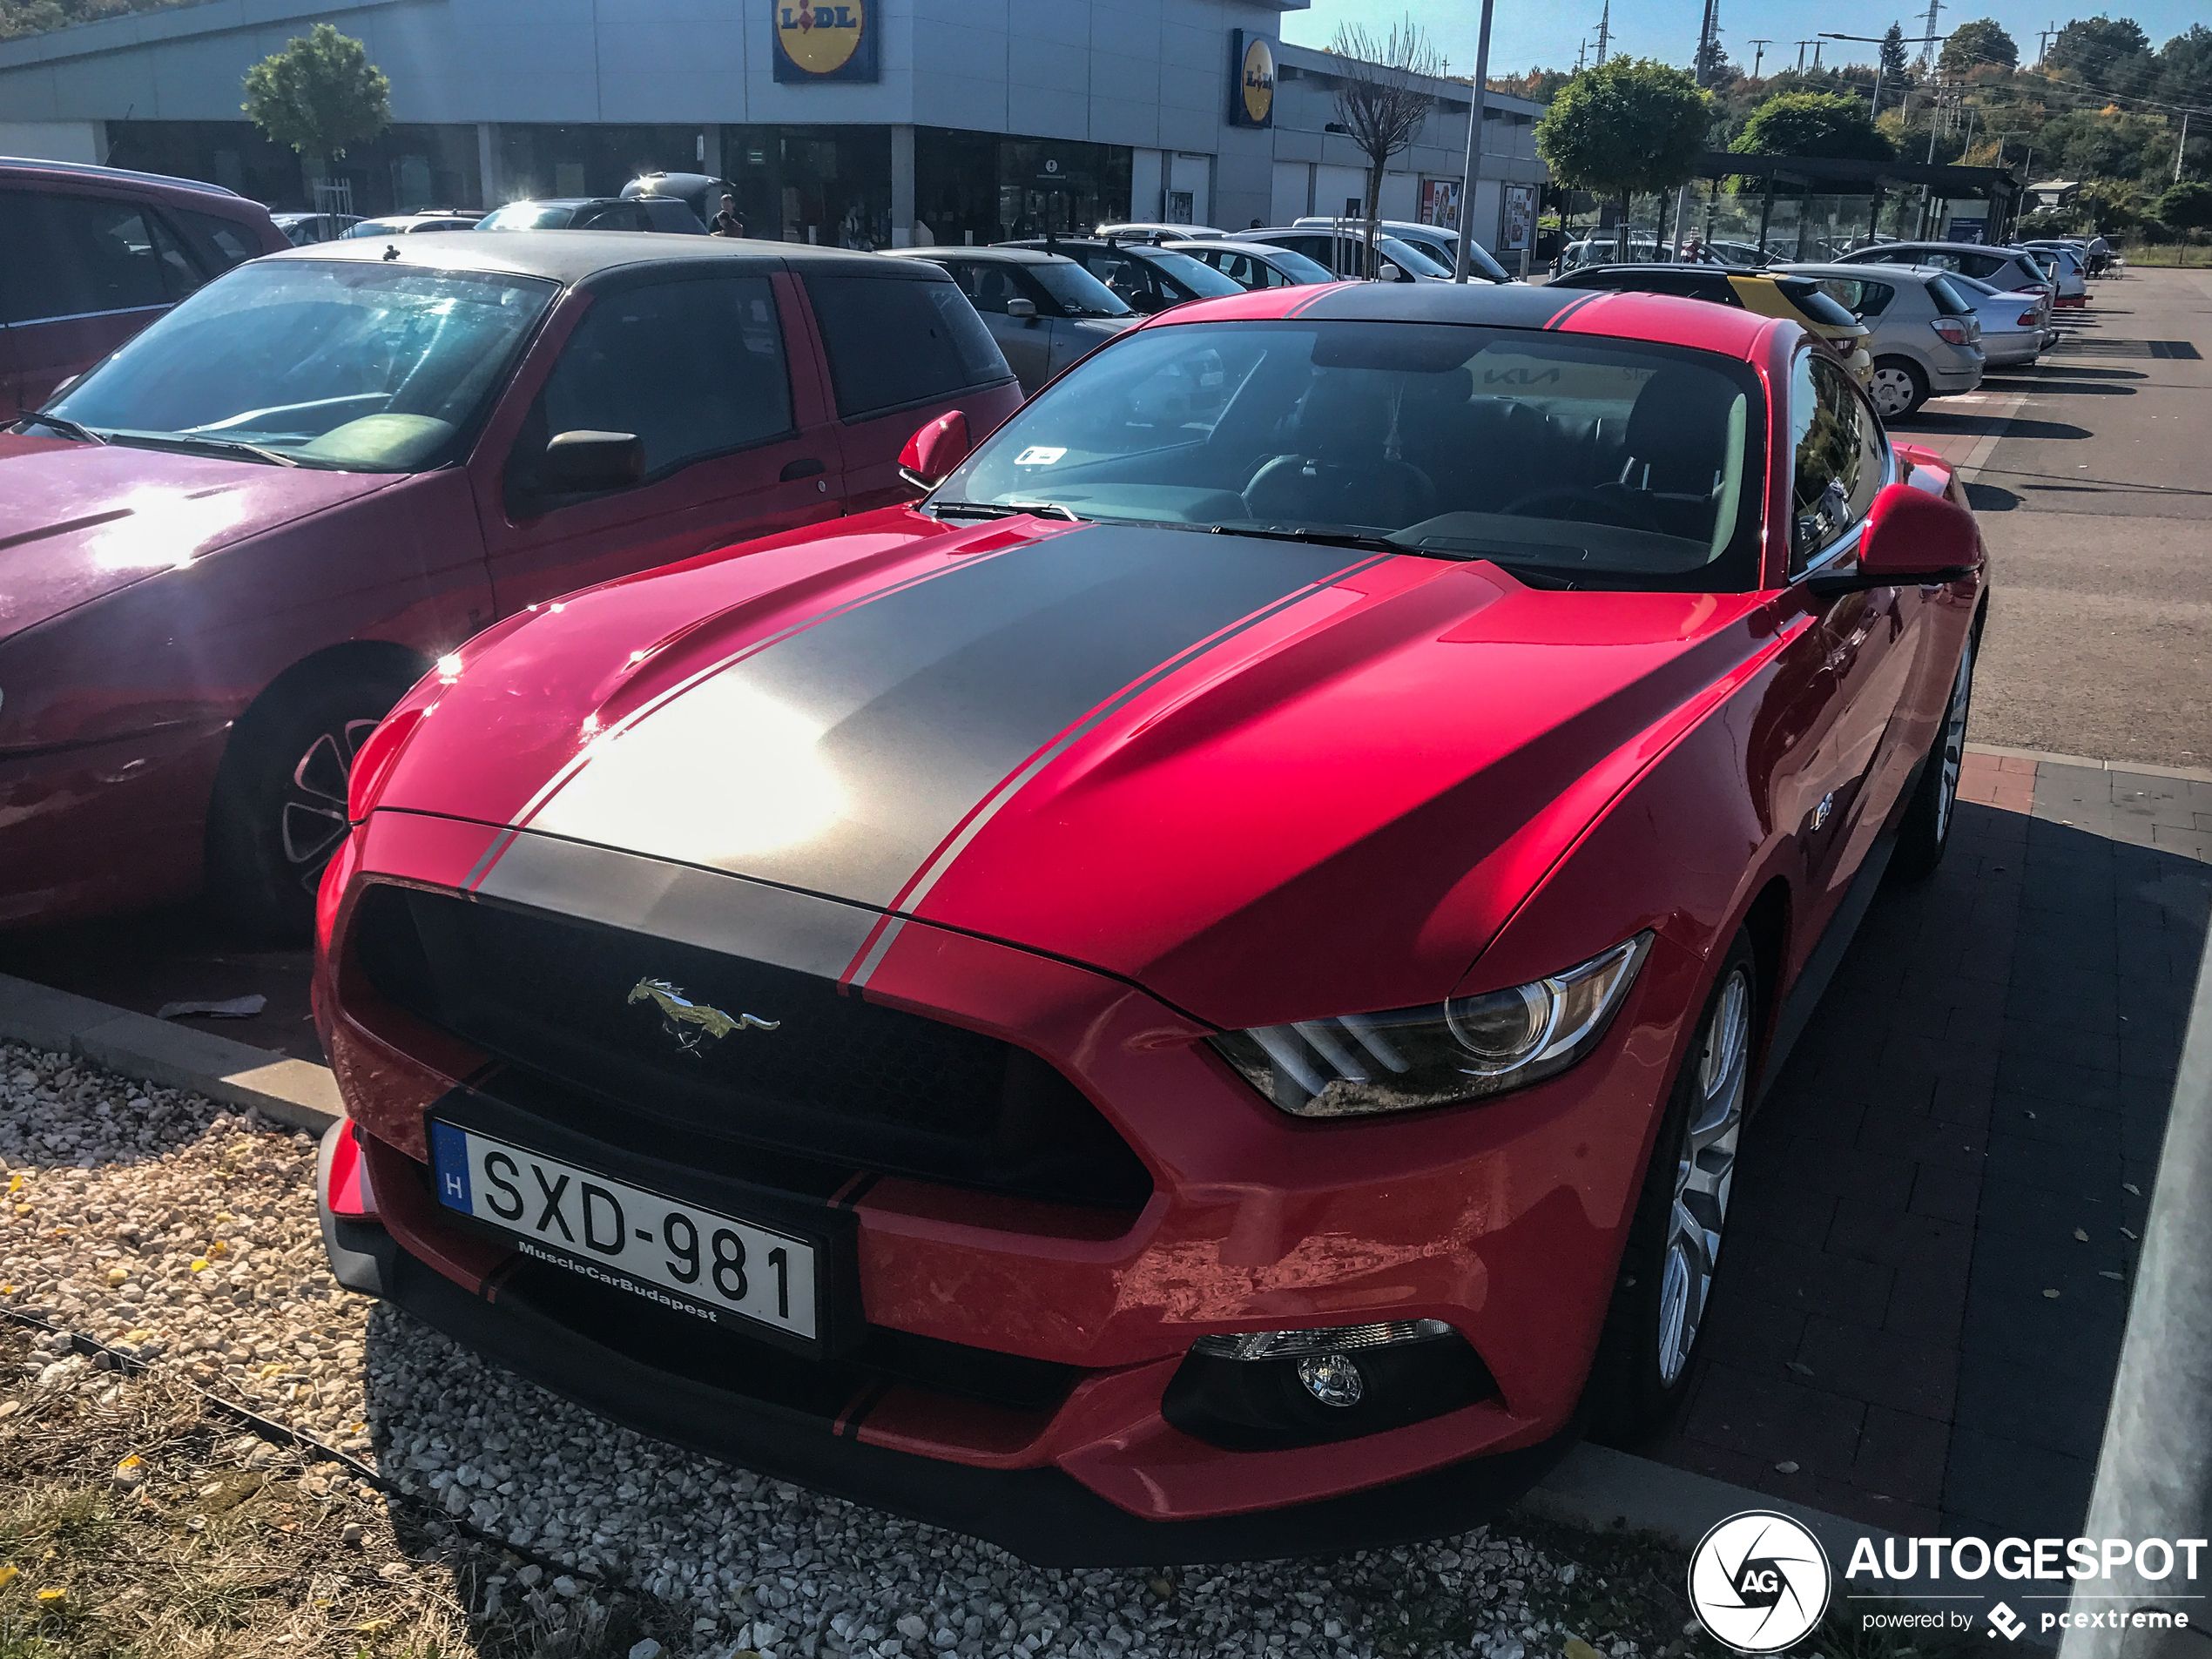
<box><xmin>0</xmin><ymin>972</ymin><xmax>339</xmax><ymax>1135</ymax></box>
<box><xmin>1965</xmin><ymin>743</ymin><xmax>2212</xmax><ymax>786</ymax></box>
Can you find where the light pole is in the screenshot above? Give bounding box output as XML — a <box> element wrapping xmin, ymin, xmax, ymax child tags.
<box><xmin>1748</xmin><ymin>38</ymin><xmax>1770</xmax><ymax>77</ymax></box>
<box><xmin>1453</xmin><ymin>0</ymin><xmax>1497</xmax><ymax>281</ymax></box>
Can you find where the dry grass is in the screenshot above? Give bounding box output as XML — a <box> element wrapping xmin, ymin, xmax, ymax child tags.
<box><xmin>0</xmin><ymin>1323</ymin><xmax>693</xmax><ymax>1659</ymax></box>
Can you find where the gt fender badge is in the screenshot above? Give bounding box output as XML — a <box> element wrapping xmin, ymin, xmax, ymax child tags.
<box><xmin>627</xmin><ymin>977</ymin><xmax>779</xmax><ymax>1057</ymax></box>
<box><xmin>1687</xmin><ymin>1510</ymin><xmax>1831</xmax><ymax>1653</ymax></box>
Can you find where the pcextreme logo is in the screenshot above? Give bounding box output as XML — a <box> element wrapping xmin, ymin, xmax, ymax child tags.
<box><xmin>775</xmin><ymin>0</ymin><xmax>865</xmax><ymax>77</ymax></box>
<box><xmin>1688</xmin><ymin>1512</ymin><xmax>1833</xmax><ymax>1654</ymax></box>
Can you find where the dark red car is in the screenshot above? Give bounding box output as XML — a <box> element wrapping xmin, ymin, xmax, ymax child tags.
<box><xmin>0</xmin><ymin>233</ymin><xmax>1019</xmax><ymax>932</ymax></box>
<box><xmin>0</xmin><ymin>157</ymin><xmax>288</xmax><ymax>414</ymax></box>
<box><xmin>313</xmin><ymin>280</ymin><xmax>1986</xmax><ymax>1561</ymax></box>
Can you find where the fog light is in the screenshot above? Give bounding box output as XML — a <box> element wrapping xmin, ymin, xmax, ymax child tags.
<box><xmin>1296</xmin><ymin>1352</ymin><xmax>1364</xmax><ymax>1407</ymax></box>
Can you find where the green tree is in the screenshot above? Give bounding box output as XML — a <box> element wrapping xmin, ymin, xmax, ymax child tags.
<box><xmin>241</xmin><ymin>24</ymin><xmax>391</xmax><ymax>173</ymax></box>
<box><xmin>1731</xmin><ymin>91</ymin><xmax>1898</xmax><ymax>160</ymax></box>
<box><xmin>2155</xmin><ymin>24</ymin><xmax>2212</xmax><ymax>104</ymax></box>
<box><xmin>1940</xmin><ymin>17</ymin><xmax>2018</xmax><ymax>71</ymax></box>
<box><xmin>2048</xmin><ymin>15</ymin><xmax>2150</xmax><ymax>80</ymax></box>
<box><xmin>2156</xmin><ymin>179</ymin><xmax>2212</xmax><ymax>261</ymax></box>
<box><xmin>2076</xmin><ymin>178</ymin><xmax>2144</xmax><ymax>231</ymax></box>
<box><xmin>1879</xmin><ymin>22</ymin><xmax>1913</xmax><ymax>83</ymax></box>
<box><xmin>1534</xmin><ymin>57</ymin><xmax>1713</xmax><ymax>231</ymax></box>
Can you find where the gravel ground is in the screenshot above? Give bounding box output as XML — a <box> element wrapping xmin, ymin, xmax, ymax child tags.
<box><xmin>2</xmin><ymin>1039</ymin><xmax>1700</xmax><ymax>1659</ymax></box>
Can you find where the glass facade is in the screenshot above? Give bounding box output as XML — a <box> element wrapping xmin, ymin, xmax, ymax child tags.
<box><xmin>105</xmin><ymin>123</ymin><xmax>482</xmax><ymax>216</ymax></box>
<box><xmin>496</xmin><ymin>125</ymin><xmax>701</xmax><ymax>202</ymax></box>
<box><xmin>719</xmin><ymin>126</ymin><xmax>892</xmax><ymax>248</ymax></box>
<box><xmin>915</xmin><ymin>129</ymin><xmax>1130</xmax><ymax>246</ymax></box>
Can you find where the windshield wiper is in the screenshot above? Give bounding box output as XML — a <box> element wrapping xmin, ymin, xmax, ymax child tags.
<box><xmin>15</xmin><ymin>411</ymin><xmax>105</xmax><ymax>444</ymax></box>
<box><xmin>107</xmin><ymin>431</ymin><xmax>300</xmax><ymax>468</ymax></box>
<box><xmin>1209</xmin><ymin>524</ymin><xmax>1403</xmax><ymax>555</ymax></box>
<box><xmin>933</xmin><ymin>500</ymin><xmax>1082</xmax><ymax>522</ymax></box>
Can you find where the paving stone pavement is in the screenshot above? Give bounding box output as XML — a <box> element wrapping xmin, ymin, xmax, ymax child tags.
<box><xmin>1647</xmin><ymin>749</ymin><xmax>2212</xmax><ymax>1536</ymax></box>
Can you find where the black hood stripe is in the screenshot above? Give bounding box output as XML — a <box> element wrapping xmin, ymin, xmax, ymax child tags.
<box><xmin>513</xmin><ymin>524</ymin><xmax>1368</xmax><ymax>929</ymax></box>
<box><xmin>841</xmin><ymin>547</ymin><xmax>1390</xmax><ymax>989</ymax></box>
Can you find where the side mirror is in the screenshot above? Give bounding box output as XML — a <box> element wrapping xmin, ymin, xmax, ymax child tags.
<box><xmin>898</xmin><ymin>409</ymin><xmax>972</xmax><ymax>493</ymax></box>
<box><xmin>1808</xmin><ymin>481</ymin><xmax>1981</xmax><ymax>596</ymax></box>
<box><xmin>1004</xmin><ymin>297</ymin><xmax>1038</xmax><ymax>320</ymax></box>
<box><xmin>543</xmin><ymin>428</ymin><xmax>644</xmax><ymax>493</ymax></box>
<box><xmin>1379</xmin><ymin>261</ymin><xmax>1408</xmax><ymax>282</ymax></box>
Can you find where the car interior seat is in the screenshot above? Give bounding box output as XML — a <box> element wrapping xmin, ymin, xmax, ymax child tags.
<box><xmin>1242</xmin><ymin>374</ymin><xmax>1437</xmax><ymax>529</ymax></box>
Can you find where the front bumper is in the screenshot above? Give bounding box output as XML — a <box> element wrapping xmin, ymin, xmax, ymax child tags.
<box><xmin>316</xmin><ymin>1116</ymin><xmax>1577</xmax><ymax>1565</ymax></box>
<box><xmin>315</xmin><ymin>813</ymin><xmax>1692</xmax><ymax>1558</ymax></box>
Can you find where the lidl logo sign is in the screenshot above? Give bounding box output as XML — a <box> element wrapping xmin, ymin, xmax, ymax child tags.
<box><xmin>773</xmin><ymin>0</ymin><xmax>874</xmax><ymax>80</ymax></box>
<box><xmin>1238</xmin><ymin>34</ymin><xmax>1276</xmax><ymax>126</ymax></box>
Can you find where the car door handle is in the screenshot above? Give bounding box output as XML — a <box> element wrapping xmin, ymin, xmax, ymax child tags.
<box><xmin>779</xmin><ymin>457</ymin><xmax>826</xmax><ymax>482</ymax></box>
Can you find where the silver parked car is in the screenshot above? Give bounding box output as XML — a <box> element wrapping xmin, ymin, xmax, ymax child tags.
<box><xmin>1781</xmin><ymin>263</ymin><xmax>1986</xmax><ymax>418</ymax></box>
<box><xmin>1288</xmin><ymin>217</ymin><xmax>1514</xmax><ymax>282</ymax></box>
<box><xmin>1939</xmin><ymin>272</ymin><xmax>2047</xmax><ymax>368</ymax></box>
<box><xmin>1231</xmin><ymin>227</ymin><xmax>1452</xmax><ymax>283</ymax></box>
<box><xmin>1835</xmin><ymin>240</ymin><xmax>2054</xmax><ymax>306</ymax></box>
<box><xmin>1164</xmin><ymin>239</ymin><xmax>1340</xmax><ymax>289</ymax></box>
<box><xmin>885</xmin><ymin>246</ymin><xmax>1136</xmax><ymax>392</ymax></box>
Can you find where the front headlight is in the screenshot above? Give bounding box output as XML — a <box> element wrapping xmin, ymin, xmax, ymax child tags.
<box><xmin>1209</xmin><ymin>933</ymin><xmax>1652</xmax><ymax>1118</ymax></box>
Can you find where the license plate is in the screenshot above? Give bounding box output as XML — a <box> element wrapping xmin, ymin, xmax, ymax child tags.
<box><xmin>428</xmin><ymin>1122</ymin><xmax>818</xmax><ymax>1341</ymax></box>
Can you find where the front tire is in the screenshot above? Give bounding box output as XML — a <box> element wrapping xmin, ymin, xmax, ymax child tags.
<box><xmin>1892</xmin><ymin>628</ymin><xmax>1976</xmax><ymax>880</ymax></box>
<box><xmin>206</xmin><ymin>664</ymin><xmax>418</xmax><ymax>939</ymax></box>
<box><xmin>1587</xmin><ymin>932</ymin><xmax>1758</xmax><ymax>1444</ymax></box>
<box><xmin>1870</xmin><ymin>357</ymin><xmax>1929</xmax><ymax>420</ymax></box>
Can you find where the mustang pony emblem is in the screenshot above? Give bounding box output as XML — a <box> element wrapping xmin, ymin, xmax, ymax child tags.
<box><xmin>626</xmin><ymin>978</ymin><xmax>779</xmax><ymax>1056</ymax></box>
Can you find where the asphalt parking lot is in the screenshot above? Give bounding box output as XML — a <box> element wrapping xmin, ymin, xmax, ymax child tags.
<box><xmin>1643</xmin><ymin>266</ymin><xmax>2212</xmax><ymax>1534</ymax></box>
<box><xmin>3</xmin><ymin>266</ymin><xmax>2206</xmax><ymax>1553</ymax></box>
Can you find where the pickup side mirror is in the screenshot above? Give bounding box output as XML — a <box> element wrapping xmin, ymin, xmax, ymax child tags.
<box><xmin>1004</xmin><ymin>297</ymin><xmax>1038</xmax><ymax>320</ymax></box>
<box><xmin>899</xmin><ymin>409</ymin><xmax>972</xmax><ymax>493</ymax></box>
<box><xmin>543</xmin><ymin>428</ymin><xmax>644</xmax><ymax>493</ymax></box>
<box><xmin>1808</xmin><ymin>480</ymin><xmax>1982</xmax><ymax>596</ymax></box>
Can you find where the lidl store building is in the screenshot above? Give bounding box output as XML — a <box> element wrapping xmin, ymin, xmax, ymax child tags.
<box><xmin>0</xmin><ymin>0</ymin><xmax>1546</xmax><ymax>254</ymax></box>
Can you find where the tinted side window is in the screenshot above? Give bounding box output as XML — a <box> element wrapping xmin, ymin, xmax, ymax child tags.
<box><xmin>0</xmin><ymin>191</ymin><xmax>176</xmax><ymax>323</ymax></box>
<box><xmin>532</xmin><ymin>274</ymin><xmax>792</xmax><ymax>480</ymax></box>
<box><xmin>805</xmin><ymin>273</ymin><xmax>1010</xmax><ymax>419</ymax></box>
<box><xmin>177</xmin><ymin>209</ymin><xmax>261</xmax><ymax>272</ymax></box>
<box><xmin>1790</xmin><ymin>353</ymin><xmax>1883</xmax><ymax>575</ymax></box>
<box><xmin>1959</xmin><ymin>253</ymin><xmax>2004</xmax><ymax>280</ymax></box>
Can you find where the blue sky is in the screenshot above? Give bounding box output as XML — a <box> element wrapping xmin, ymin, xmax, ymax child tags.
<box><xmin>1279</xmin><ymin>0</ymin><xmax>2206</xmax><ymax>86</ymax></box>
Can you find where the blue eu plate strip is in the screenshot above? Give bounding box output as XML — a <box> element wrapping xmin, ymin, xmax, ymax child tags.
<box><xmin>428</xmin><ymin>1122</ymin><xmax>473</xmax><ymax>1212</ymax></box>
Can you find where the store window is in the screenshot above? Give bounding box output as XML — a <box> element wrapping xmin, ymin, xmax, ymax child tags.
<box><xmin>721</xmin><ymin>126</ymin><xmax>891</xmax><ymax>249</ymax></box>
<box><xmin>914</xmin><ymin>130</ymin><xmax>1131</xmax><ymax>248</ymax></box>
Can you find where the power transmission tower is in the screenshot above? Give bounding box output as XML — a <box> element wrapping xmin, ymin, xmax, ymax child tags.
<box><xmin>1575</xmin><ymin>36</ymin><xmax>1588</xmax><ymax>71</ymax></box>
<box><xmin>1796</xmin><ymin>38</ymin><xmax>1811</xmax><ymax>70</ymax></box>
<box><xmin>1595</xmin><ymin>0</ymin><xmax>1612</xmax><ymax>65</ymax></box>
<box><xmin>1919</xmin><ymin>0</ymin><xmax>1943</xmax><ymax>70</ymax></box>
<box><xmin>1748</xmin><ymin>38</ymin><xmax>1770</xmax><ymax>77</ymax></box>
<box><xmin>1693</xmin><ymin>0</ymin><xmax>1721</xmax><ymax>84</ymax></box>
<box><xmin>2036</xmin><ymin>21</ymin><xmax>2056</xmax><ymax>63</ymax></box>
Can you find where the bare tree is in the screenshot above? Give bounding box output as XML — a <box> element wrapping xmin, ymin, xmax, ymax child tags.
<box><xmin>1329</xmin><ymin>21</ymin><xmax>1444</xmax><ymax>276</ymax></box>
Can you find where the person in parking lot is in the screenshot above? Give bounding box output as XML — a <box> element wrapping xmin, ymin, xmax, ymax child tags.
<box><xmin>710</xmin><ymin>194</ymin><xmax>745</xmax><ymax>238</ymax></box>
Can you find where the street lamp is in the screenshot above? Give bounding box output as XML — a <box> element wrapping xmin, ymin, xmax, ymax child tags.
<box><xmin>1453</xmin><ymin>0</ymin><xmax>1497</xmax><ymax>281</ymax></box>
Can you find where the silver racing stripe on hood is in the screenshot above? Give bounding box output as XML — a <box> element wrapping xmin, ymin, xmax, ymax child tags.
<box><xmin>507</xmin><ymin>524</ymin><xmax>1373</xmax><ymax>948</ymax></box>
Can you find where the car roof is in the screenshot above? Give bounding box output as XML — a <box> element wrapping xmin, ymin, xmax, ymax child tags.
<box><xmin>1779</xmin><ymin>261</ymin><xmax>1943</xmax><ymax>280</ymax></box>
<box><xmin>0</xmin><ymin>153</ymin><xmax>246</xmax><ymax>199</ymax></box>
<box><xmin>885</xmin><ymin>246</ymin><xmax>1078</xmax><ymax>266</ymax></box>
<box><xmin>1134</xmin><ymin>274</ymin><xmax>1777</xmax><ymax>357</ymax></box>
<box><xmin>1163</xmin><ymin>239</ymin><xmax>1298</xmax><ymax>256</ymax></box>
<box><xmin>269</xmin><ymin>232</ymin><xmax>948</xmax><ymax>284</ymax></box>
<box><xmin>491</xmin><ymin>198</ymin><xmax>625</xmax><ymax>211</ymax></box>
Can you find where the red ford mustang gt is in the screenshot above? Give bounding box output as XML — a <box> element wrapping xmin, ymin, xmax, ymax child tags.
<box><xmin>313</xmin><ymin>279</ymin><xmax>1986</xmax><ymax>1562</ymax></box>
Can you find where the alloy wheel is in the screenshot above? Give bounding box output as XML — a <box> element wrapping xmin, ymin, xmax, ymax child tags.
<box><xmin>1932</xmin><ymin>637</ymin><xmax>1975</xmax><ymax>844</ymax></box>
<box><xmin>1656</xmin><ymin>966</ymin><xmax>1751</xmax><ymax>1387</ymax></box>
<box><xmin>1870</xmin><ymin>367</ymin><xmax>1916</xmax><ymax>418</ymax></box>
<box><xmin>280</xmin><ymin>718</ymin><xmax>381</xmax><ymax>891</ymax></box>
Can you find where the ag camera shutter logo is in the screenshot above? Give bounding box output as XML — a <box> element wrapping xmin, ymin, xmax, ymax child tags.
<box><xmin>1688</xmin><ymin>1512</ymin><xmax>1833</xmax><ymax>1653</ymax></box>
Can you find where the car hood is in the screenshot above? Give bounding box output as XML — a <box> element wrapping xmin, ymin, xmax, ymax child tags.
<box><xmin>0</xmin><ymin>436</ymin><xmax>400</xmax><ymax>641</ymax></box>
<box><xmin>374</xmin><ymin>512</ymin><xmax>1772</xmax><ymax>1026</ymax></box>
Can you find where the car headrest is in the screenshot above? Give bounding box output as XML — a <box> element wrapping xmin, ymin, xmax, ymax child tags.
<box><xmin>1624</xmin><ymin>368</ymin><xmax>1741</xmax><ymax>486</ymax></box>
<box><xmin>1292</xmin><ymin>374</ymin><xmax>1395</xmax><ymax>456</ymax></box>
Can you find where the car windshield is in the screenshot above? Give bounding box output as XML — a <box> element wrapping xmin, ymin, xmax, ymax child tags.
<box><xmin>341</xmin><ymin>219</ymin><xmax>408</xmax><ymax>238</ymax></box>
<box><xmin>1262</xmin><ymin>246</ymin><xmax>1339</xmax><ymax>284</ymax></box>
<box><xmin>933</xmin><ymin>319</ymin><xmax>1764</xmax><ymax>590</ymax></box>
<box><xmin>1925</xmin><ymin>273</ymin><xmax>1980</xmax><ymax>315</ymax></box>
<box><xmin>1143</xmin><ymin>250</ymin><xmax>1246</xmax><ymax>298</ymax></box>
<box><xmin>45</xmin><ymin>260</ymin><xmax>556</xmax><ymax>472</ymax></box>
<box><xmin>1378</xmin><ymin>237</ymin><xmax>1450</xmax><ymax>277</ymax></box>
<box><xmin>1030</xmin><ymin>261</ymin><xmax>1133</xmax><ymax>317</ymax></box>
<box><xmin>478</xmin><ymin>203</ymin><xmax>578</xmax><ymax>230</ymax></box>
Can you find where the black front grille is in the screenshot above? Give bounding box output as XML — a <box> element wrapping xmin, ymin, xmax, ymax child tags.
<box><xmin>353</xmin><ymin>886</ymin><xmax>1153</xmax><ymax>1210</ymax></box>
